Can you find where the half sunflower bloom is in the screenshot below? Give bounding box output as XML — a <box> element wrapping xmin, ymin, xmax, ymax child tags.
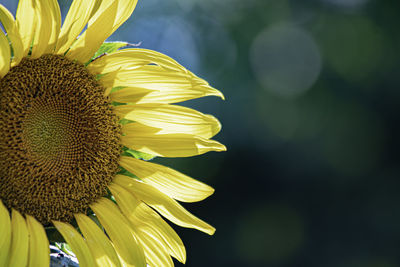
<box><xmin>0</xmin><ymin>0</ymin><xmax>225</xmax><ymax>266</ymax></box>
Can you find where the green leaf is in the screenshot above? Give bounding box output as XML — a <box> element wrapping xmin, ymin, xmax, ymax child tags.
<box><xmin>124</xmin><ymin>148</ymin><xmax>156</xmax><ymax>161</ymax></box>
<box><xmin>93</xmin><ymin>41</ymin><xmax>127</xmax><ymax>59</ymax></box>
<box><xmin>110</xmin><ymin>86</ymin><xmax>126</xmax><ymax>94</ymax></box>
<box><xmin>54</xmin><ymin>242</ymin><xmax>75</xmax><ymax>257</ymax></box>
<box><xmin>119</xmin><ymin>118</ymin><xmax>134</xmax><ymax>125</ymax></box>
<box><xmin>61</xmin><ymin>243</ymin><xmax>75</xmax><ymax>257</ymax></box>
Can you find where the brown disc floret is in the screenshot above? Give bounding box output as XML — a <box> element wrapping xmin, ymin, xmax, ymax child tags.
<box><xmin>0</xmin><ymin>55</ymin><xmax>121</xmax><ymax>224</ymax></box>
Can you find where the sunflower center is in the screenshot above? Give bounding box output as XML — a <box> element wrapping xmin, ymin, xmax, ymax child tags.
<box><xmin>0</xmin><ymin>55</ymin><xmax>121</xmax><ymax>224</ymax></box>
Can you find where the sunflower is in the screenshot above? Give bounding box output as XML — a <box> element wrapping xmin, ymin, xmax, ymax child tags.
<box><xmin>0</xmin><ymin>0</ymin><xmax>225</xmax><ymax>266</ymax></box>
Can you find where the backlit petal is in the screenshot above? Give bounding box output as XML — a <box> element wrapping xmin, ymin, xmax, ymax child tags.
<box><xmin>75</xmin><ymin>213</ymin><xmax>122</xmax><ymax>267</ymax></box>
<box><xmin>0</xmin><ymin>30</ymin><xmax>10</xmax><ymax>78</ymax></box>
<box><xmin>53</xmin><ymin>220</ymin><xmax>96</xmax><ymax>267</ymax></box>
<box><xmin>43</xmin><ymin>0</ymin><xmax>61</xmax><ymax>54</ymax></box>
<box><xmin>88</xmin><ymin>48</ymin><xmax>224</xmax><ymax>101</ymax></box>
<box><xmin>109</xmin><ymin>183</ymin><xmax>180</xmax><ymax>265</ymax></box>
<box><xmin>30</xmin><ymin>0</ymin><xmax>59</xmax><ymax>58</ymax></box>
<box><xmin>119</xmin><ymin>156</ymin><xmax>214</xmax><ymax>202</ymax></box>
<box><xmin>116</xmin><ymin>104</ymin><xmax>221</xmax><ymax>139</ymax></box>
<box><xmin>8</xmin><ymin>209</ymin><xmax>29</xmax><ymax>267</ymax></box>
<box><xmin>91</xmin><ymin>198</ymin><xmax>146</xmax><ymax>267</ymax></box>
<box><xmin>16</xmin><ymin>0</ymin><xmax>36</xmax><ymax>56</ymax></box>
<box><xmin>134</xmin><ymin>203</ymin><xmax>186</xmax><ymax>263</ymax></box>
<box><xmin>0</xmin><ymin>4</ymin><xmax>23</xmax><ymax>65</ymax></box>
<box><xmin>67</xmin><ymin>0</ymin><xmax>138</xmax><ymax>63</ymax></box>
<box><xmin>134</xmin><ymin>227</ymin><xmax>174</xmax><ymax>267</ymax></box>
<box><xmin>122</xmin><ymin>123</ymin><xmax>226</xmax><ymax>157</ymax></box>
<box><xmin>56</xmin><ymin>0</ymin><xmax>98</xmax><ymax>54</ymax></box>
<box><xmin>114</xmin><ymin>175</ymin><xmax>216</xmax><ymax>235</ymax></box>
<box><xmin>66</xmin><ymin>1</ymin><xmax>117</xmax><ymax>63</ymax></box>
<box><xmin>87</xmin><ymin>48</ymin><xmax>187</xmax><ymax>74</ymax></box>
<box><xmin>104</xmin><ymin>65</ymin><xmax>224</xmax><ymax>103</ymax></box>
<box><xmin>26</xmin><ymin>215</ymin><xmax>50</xmax><ymax>267</ymax></box>
<box><xmin>111</xmin><ymin>84</ymin><xmax>224</xmax><ymax>104</ymax></box>
<box><xmin>0</xmin><ymin>201</ymin><xmax>11</xmax><ymax>266</ymax></box>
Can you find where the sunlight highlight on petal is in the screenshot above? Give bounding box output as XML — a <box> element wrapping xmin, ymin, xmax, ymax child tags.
<box><xmin>53</xmin><ymin>220</ymin><xmax>96</xmax><ymax>267</ymax></box>
<box><xmin>16</xmin><ymin>0</ymin><xmax>36</xmax><ymax>56</ymax></box>
<box><xmin>56</xmin><ymin>0</ymin><xmax>98</xmax><ymax>54</ymax></box>
<box><xmin>119</xmin><ymin>156</ymin><xmax>214</xmax><ymax>202</ymax></box>
<box><xmin>75</xmin><ymin>213</ymin><xmax>122</xmax><ymax>267</ymax></box>
<box><xmin>30</xmin><ymin>0</ymin><xmax>59</xmax><ymax>58</ymax></box>
<box><xmin>114</xmin><ymin>175</ymin><xmax>216</xmax><ymax>235</ymax></box>
<box><xmin>104</xmin><ymin>65</ymin><xmax>224</xmax><ymax>103</ymax></box>
<box><xmin>0</xmin><ymin>4</ymin><xmax>23</xmax><ymax>65</ymax></box>
<box><xmin>67</xmin><ymin>0</ymin><xmax>138</xmax><ymax>63</ymax></box>
<box><xmin>0</xmin><ymin>30</ymin><xmax>10</xmax><ymax>77</ymax></box>
<box><xmin>116</xmin><ymin>104</ymin><xmax>221</xmax><ymax>139</ymax></box>
<box><xmin>134</xmin><ymin>204</ymin><xmax>186</xmax><ymax>263</ymax></box>
<box><xmin>109</xmin><ymin>183</ymin><xmax>184</xmax><ymax>264</ymax></box>
<box><xmin>122</xmin><ymin>123</ymin><xmax>226</xmax><ymax>157</ymax></box>
<box><xmin>91</xmin><ymin>198</ymin><xmax>146</xmax><ymax>267</ymax></box>
<box><xmin>43</xmin><ymin>0</ymin><xmax>61</xmax><ymax>54</ymax></box>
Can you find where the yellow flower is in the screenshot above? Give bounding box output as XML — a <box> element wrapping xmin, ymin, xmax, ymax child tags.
<box><xmin>0</xmin><ymin>0</ymin><xmax>225</xmax><ymax>266</ymax></box>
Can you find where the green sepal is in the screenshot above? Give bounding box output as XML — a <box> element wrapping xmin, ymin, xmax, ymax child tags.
<box><xmin>110</xmin><ymin>86</ymin><xmax>126</xmax><ymax>94</ymax></box>
<box><xmin>55</xmin><ymin>242</ymin><xmax>75</xmax><ymax>257</ymax></box>
<box><xmin>122</xmin><ymin>147</ymin><xmax>156</xmax><ymax>161</ymax></box>
<box><xmin>119</xmin><ymin>118</ymin><xmax>135</xmax><ymax>125</ymax></box>
<box><xmin>93</xmin><ymin>41</ymin><xmax>128</xmax><ymax>59</ymax></box>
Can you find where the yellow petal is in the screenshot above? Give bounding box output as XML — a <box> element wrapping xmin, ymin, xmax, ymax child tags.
<box><xmin>16</xmin><ymin>0</ymin><xmax>36</xmax><ymax>56</ymax></box>
<box><xmin>116</xmin><ymin>104</ymin><xmax>221</xmax><ymax>139</ymax></box>
<box><xmin>87</xmin><ymin>48</ymin><xmax>187</xmax><ymax>74</ymax></box>
<box><xmin>134</xmin><ymin>203</ymin><xmax>186</xmax><ymax>263</ymax></box>
<box><xmin>66</xmin><ymin>1</ymin><xmax>117</xmax><ymax>63</ymax></box>
<box><xmin>90</xmin><ymin>198</ymin><xmax>146</xmax><ymax>267</ymax></box>
<box><xmin>88</xmin><ymin>0</ymin><xmax>138</xmax><ymax>33</ymax></box>
<box><xmin>53</xmin><ymin>220</ymin><xmax>96</xmax><ymax>267</ymax></box>
<box><xmin>43</xmin><ymin>0</ymin><xmax>61</xmax><ymax>54</ymax></box>
<box><xmin>26</xmin><ymin>214</ymin><xmax>50</xmax><ymax>267</ymax></box>
<box><xmin>56</xmin><ymin>0</ymin><xmax>98</xmax><ymax>54</ymax></box>
<box><xmin>122</xmin><ymin>123</ymin><xmax>226</xmax><ymax>157</ymax></box>
<box><xmin>108</xmin><ymin>183</ymin><xmax>141</xmax><ymax>217</ymax></box>
<box><xmin>104</xmin><ymin>65</ymin><xmax>224</xmax><ymax>103</ymax></box>
<box><xmin>114</xmin><ymin>175</ymin><xmax>216</xmax><ymax>235</ymax></box>
<box><xmin>109</xmin><ymin>86</ymin><xmax>152</xmax><ymax>103</ymax></box>
<box><xmin>88</xmin><ymin>48</ymin><xmax>224</xmax><ymax>101</ymax></box>
<box><xmin>30</xmin><ymin>0</ymin><xmax>60</xmax><ymax>58</ymax></box>
<box><xmin>109</xmin><ymin>184</ymin><xmax>173</xmax><ymax>266</ymax></box>
<box><xmin>8</xmin><ymin>209</ymin><xmax>29</xmax><ymax>267</ymax></box>
<box><xmin>134</xmin><ymin>227</ymin><xmax>174</xmax><ymax>267</ymax></box>
<box><xmin>67</xmin><ymin>0</ymin><xmax>138</xmax><ymax>63</ymax></box>
<box><xmin>0</xmin><ymin>30</ymin><xmax>10</xmax><ymax>78</ymax></box>
<box><xmin>0</xmin><ymin>201</ymin><xmax>11</xmax><ymax>266</ymax></box>
<box><xmin>0</xmin><ymin>4</ymin><xmax>24</xmax><ymax>65</ymax></box>
<box><xmin>111</xmin><ymin>0</ymin><xmax>138</xmax><ymax>33</ymax></box>
<box><xmin>111</xmin><ymin>84</ymin><xmax>224</xmax><ymax>104</ymax></box>
<box><xmin>119</xmin><ymin>156</ymin><xmax>214</xmax><ymax>202</ymax></box>
<box><xmin>75</xmin><ymin>213</ymin><xmax>122</xmax><ymax>267</ymax></box>
<box><xmin>109</xmin><ymin>184</ymin><xmax>186</xmax><ymax>263</ymax></box>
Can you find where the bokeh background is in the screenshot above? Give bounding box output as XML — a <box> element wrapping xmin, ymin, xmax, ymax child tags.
<box><xmin>3</xmin><ymin>0</ymin><xmax>400</xmax><ymax>266</ymax></box>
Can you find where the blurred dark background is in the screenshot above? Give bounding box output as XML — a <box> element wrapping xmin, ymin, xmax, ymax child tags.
<box><xmin>3</xmin><ymin>0</ymin><xmax>400</xmax><ymax>266</ymax></box>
